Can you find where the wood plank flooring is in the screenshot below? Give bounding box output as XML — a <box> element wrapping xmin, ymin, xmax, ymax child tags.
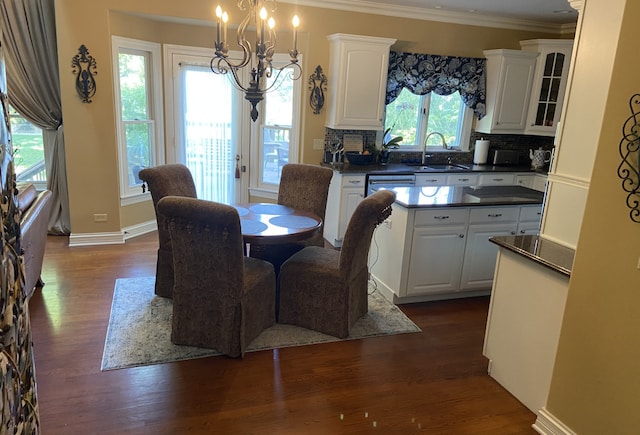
<box><xmin>28</xmin><ymin>233</ymin><xmax>536</xmax><ymax>434</ymax></box>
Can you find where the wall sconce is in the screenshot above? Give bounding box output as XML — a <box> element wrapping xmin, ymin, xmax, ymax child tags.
<box><xmin>308</xmin><ymin>65</ymin><xmax>327</xmax><ymax>115</ymax></box>
<box><xmin>71</xmin><ymin>45</ymin><xmax>97</xmax><ymax>103</ymax></box>
<box><xmin>617</xmin><ymin>93</ymin><xmax>640</xmax><ymax>222</ymax></box>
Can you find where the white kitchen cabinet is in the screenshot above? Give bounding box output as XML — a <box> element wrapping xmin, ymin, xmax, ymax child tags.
<box><xmin>477</xmin><ymin>173</ymin><xmax>516</xmax><ymax>186</ymax></box>
<box><xmin>415</xmin><ymin>173</ymin><xmax>447</xmax><ymax>186</ymax></box>
<box><xmin>515</xmin><ymin>173</ymin><xmax>534</xmax><ymax>188</ymax></box>
<box><xmin>460</xmin><ymin>207</ymin><xmax>519</xmax><ymax>290</ymax></box>
<box><xmin>445</xmin><ymin>173</ymin><xmax>478</xmax><ymax>186</ymax></box>
<box><xmin>521</xmin><ymin>39</ymin><xmax>574</xmax><ymax>136</ymax></box>
<box><xmin>475</xmin><ymin>49</ymin><xmax>538</xmax><ymax>134</ymax></box>
<box><xmin>517</xmin><ymin>204</ymin><xmax>543</xmax><ymax>235</ymax></box>
<box><xmin>324</xmin><ymin>172</ymin><xmax>366</xmax><ymax>247</ymax></box>
<box><xmin>325</xmin><ymin>34</ymin><xmax>396</xmax><ymax>130</ymax></box>
<box><xmin>406</xmin><ymin>208</ymin><xmax>468</xmax><ymax>296</ymax></box>
<box><xmin>532</xmin><ymin>174</ymin><xmax>548</xmax><ymax>192</ymax></box>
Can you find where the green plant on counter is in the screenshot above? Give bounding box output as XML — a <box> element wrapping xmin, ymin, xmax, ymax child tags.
<box><xmin>382</xmin><ymin>127</ymin><xmax>403</xmax><ymax>150</ymax></box>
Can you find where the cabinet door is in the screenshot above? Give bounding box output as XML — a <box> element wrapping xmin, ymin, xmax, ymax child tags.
<box><xmin>516</xmin><ymin>174</ymin><xmax>535</xmax><ymax>188</ymax></box>
<box><xmin>476</xmin><ymin>50</ymin><xmax>538</xmax><ymax>134</ymax></box>
<box><xmin>339</xmin><ymin>187</ymin><xmax>365</xmax><ymax>242</ymax></box>
<box><xmin>325</xmin><ymin>34</ymin><xmax>396</xmax><ymax>130</ymax></box>
<box><xmin>406</xmin><ymin>225</ymin><xmax>467</xmax><ymax>296</ymax></box>
<box><xmin>460</xmin><ymin>222</ymin><xmax>517</xmax><ymax>290</ymax></box>
<box><xmin>522</xmin><ymin>40</ymin><xmax>573</xmax><ymax>136</ymax></box>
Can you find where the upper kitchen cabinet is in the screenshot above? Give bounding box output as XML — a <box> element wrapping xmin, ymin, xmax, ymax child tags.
<box><xmin>325</xmin><ymin>34</ymin><xmax>396</xmax><ymax>130</ymax></box>
<box><xmin>520</xmin><ymin>39</ymin><xmax>574</xmax><ymax>136</ymax></box>
<box><xmin>475</xmin><ymin>49</ymin><xmax>538</xmax><ymax>135</ymax></box>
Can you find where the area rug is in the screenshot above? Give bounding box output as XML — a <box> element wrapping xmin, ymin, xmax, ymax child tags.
<box><xmin>101</xmin><ymin>276</ymin><xmax>421</xmax><ymax>371</ymax></box>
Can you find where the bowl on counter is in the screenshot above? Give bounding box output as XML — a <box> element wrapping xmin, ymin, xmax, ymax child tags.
<box><xmin>345</xmin><ymin>151</ymin><xmax>375</xmax><ymax>165</ymax></box>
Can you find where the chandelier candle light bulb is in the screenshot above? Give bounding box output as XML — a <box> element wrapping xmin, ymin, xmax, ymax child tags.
<box><xmin>211</xmin><ymin>0</ymin><xmax>302</xmax><ymax>121</ymax></box>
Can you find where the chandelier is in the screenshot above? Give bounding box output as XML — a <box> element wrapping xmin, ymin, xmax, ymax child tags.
<box><xmin>211</xmin><ymin>0</ymin><xmax>302</xmax><ymax>122</ymax></box>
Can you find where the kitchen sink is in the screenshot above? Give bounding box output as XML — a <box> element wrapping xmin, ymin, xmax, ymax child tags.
<box><xmin>405</xmin><ymin>163</ymin><xmax>471</xmax><ymax>171</ymax></box>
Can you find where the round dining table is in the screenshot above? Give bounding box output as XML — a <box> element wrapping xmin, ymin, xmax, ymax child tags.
<box><xmin>231</xmin><ymin>203</ymin><xmax>323</xmax><ymax>246</ymax></box>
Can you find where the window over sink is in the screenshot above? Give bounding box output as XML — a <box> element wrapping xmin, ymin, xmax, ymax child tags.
<box><xmin>384</xmin><ymin>89</ymin><xmax>473</xmax><ymax>152</ymax></box>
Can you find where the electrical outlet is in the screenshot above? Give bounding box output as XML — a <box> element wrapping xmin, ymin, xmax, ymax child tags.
<box><xmin>313</xmin><ymin>139</ymin><xmax>324</xmax><ymax>150</ymax></box>
<box><xmin>94</xmin><ymin>213</ymin><xmax>108</xmax><ymax>222</ymax></box>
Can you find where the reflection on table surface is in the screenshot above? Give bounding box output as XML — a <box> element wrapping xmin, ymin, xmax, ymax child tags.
<box><xmin>231</xmin><ymin>203</ymin><xmax>322</xmax><ymax>245</ymax></box>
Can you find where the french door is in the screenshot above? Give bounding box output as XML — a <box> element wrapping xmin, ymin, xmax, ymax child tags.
<box><xmin>168</xmin><ymin>48</ymin><xmax>248</xmax><ymax>203</ymax></box>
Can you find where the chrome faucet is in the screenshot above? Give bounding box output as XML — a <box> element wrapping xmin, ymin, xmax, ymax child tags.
<box><xmin>422</xmin><ymin>132</ymin><xmax>448</xmax><ymax>164</ymax></box>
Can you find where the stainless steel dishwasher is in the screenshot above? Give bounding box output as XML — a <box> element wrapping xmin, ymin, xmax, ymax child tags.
<box><xmin>365</xmin><ymin>173</ymin><xmax>416</xmax><ymax>197</ymax></box>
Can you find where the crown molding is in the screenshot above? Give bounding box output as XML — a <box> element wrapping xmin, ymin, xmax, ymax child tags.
<box><xmin>280</xmin><ymin>0</ymin><xmax>576</xmax><ymax>34</ymax></box>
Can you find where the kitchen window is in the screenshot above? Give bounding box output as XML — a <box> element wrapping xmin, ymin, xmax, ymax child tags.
<box><xmin>384</xmin><ymin>89</ymin><xmax>473</xmax><ymax>151</ymax></box>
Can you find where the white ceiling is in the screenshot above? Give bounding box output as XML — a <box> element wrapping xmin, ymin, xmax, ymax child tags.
<box><xmin>358</xmin><ymin>0</ymin><xmax>578</xmax><ymax>24</ymax></box>
<box><xmin>285</xmin><ymin>0</ymin><xmax>579</xmax><ymax>32</ymax></box>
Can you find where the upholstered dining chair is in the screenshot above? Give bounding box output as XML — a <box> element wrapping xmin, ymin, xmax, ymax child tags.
<box><xmin>250</xmin><ymin>163</ymin><xmax>334</xmax><ymax>273</ymax></box>
<box><xmin>278</xmin><ymin>189</ymin><xmax>395</xmax><ymax>338</ymax></box>
<box><xmin>157</xmin><ymin>196</ymin><xmax>276</xmax><ymax>358</ymax></box>
<box><xmin>138</xmin><ymin>164</ymin><xmax>197</xmax><ymax>298</ymax></box>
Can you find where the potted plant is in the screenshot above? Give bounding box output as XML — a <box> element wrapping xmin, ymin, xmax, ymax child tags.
<box><xmin>379</xmin><ymin>127</ymin><xmax>402</xmax><ymax>165</ymax></box>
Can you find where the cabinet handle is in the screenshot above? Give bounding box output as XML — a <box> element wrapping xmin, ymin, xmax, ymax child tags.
<box><xmin>433</xmin><ymin>215</ymin><xmax>450</xmax><ymax>220</ymax></box>
<box><xmin>511</xmin><ymin>231</ymin><xmax>517</xmax><ymax>235</ymax></box>
<box><xmin>348</xmin><ymin>180</ymin><xmax>362</xmax><ymax>185</ymax></box>
<box><xmin>520</xmin><ymin>230</ymin><xmax>526</xmax><ymax>234</ymax></box>
<box><xmin>458</xmin><ymin>234</ymin><xmax>465</xmax><ymax>238</ymax></box>
<box><xmin>427</xmin><ymin>179</ymin><xmax>438</xmax><ymax>182</ymax></box>
<box><xmin>458</xmin><ymin>178</ymin><xmax>470</xmax><ymax>182</ymax></box>
<box><xmin>537</xmin><ymin>212</ymin><xmax>542</xmax><ymax>215</ymax></box>
<box><xmin>487</xmin><ymin>213</ymin><xmax>503</xmax><ymax>218</ymax></box>
<box><xmin>493</xmin><ymin>178</ymin><xmax>504</xmax><ymax>182</ymax></box>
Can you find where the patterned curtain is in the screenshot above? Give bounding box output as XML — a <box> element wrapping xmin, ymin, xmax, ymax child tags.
<box><xmin>386</xmin><ymin>51</ymin><xmax>487</xmax><ymax>119</ymax></box>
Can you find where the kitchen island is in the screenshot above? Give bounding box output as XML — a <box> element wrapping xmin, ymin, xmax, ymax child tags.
<box><xmin>369</xmin><ymin>185</ymin><xmax>544</xmax><ymax>304</ymax></box>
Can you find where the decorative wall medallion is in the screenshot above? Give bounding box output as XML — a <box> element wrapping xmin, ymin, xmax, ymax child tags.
<box><xmin>308</xmin><ymin>65</ymin><xmax>327</xmax><ymax>115</ymax></box>
<box><xmin>617</xmin><ymin>93</ymin><xmax>640</xmax><ymax>222</ymax></box>
<box><xmin>71</xmin><ymin>45</ymin><xmax>97</xmax><ymax>103</ymax></box>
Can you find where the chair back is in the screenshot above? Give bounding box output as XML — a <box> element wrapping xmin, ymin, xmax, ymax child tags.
<box><xmin>138</xmin><ymin>164</ymin><xmax>197</xmax><ymax>246</ymax></box>
<box><xmin>278</xmin><ymin>163</ymin><xmax>333</xmax><ymax>246</ymax></box>
<box><xmin>157</xmin><ymin>197</ymin><xmax>245</xmax><ymax>299</ymax></box>
<box><xmin>339</xmin><ymin>190</ymin><xmax>395</xmax><ymax>282</ymax></box>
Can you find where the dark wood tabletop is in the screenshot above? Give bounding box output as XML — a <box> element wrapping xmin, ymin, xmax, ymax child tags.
<box><xmin>231</xmin><ymin>203</ymin><xmax>322</xmax><ymax>245</ymax></box>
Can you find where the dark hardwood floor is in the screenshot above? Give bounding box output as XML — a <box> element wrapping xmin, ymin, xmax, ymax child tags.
<box><xmin>29</xmin><ymin>233</ymin><xmax>536</xmax><ymax>434</ymax></box>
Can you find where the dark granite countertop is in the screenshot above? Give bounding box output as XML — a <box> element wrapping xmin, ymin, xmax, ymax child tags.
<box><xmin>322</xmin><ymin>162</ymin><xmax>546</xmax><ymax>175</ymax></box>
<box><xmin>373</xmin><ymin>185</ymin><xmax>544</xmax><ymax>208</ymax></box>
<box><xmin>489</xmin><ymin>235</ymin><xmax>574</xmax><ymax>276</ymax></box>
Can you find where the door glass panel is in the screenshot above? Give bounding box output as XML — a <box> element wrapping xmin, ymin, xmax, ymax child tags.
<box><xmin>182</xmin><ymin>65</ymin><xmax>237</xmax><ymax>203</ymax></box>
<box><xmin>553</xmin><ymin>54</ymin><xmax>565</xmax><ymax>76</ymax></box>
<box><xmin>124</xmin><ymin>121</ymin><xmax>152</xmax><ymax>186</ymax></box>
<box><xmin>261</xmin><ymin>68</ymin><xmax>294</xmax><ymax>185</ymax></box>
<box><xmin>543</xmin><ymin>53</ymin><xmax>554</xmax><ymax>76</ymax></box>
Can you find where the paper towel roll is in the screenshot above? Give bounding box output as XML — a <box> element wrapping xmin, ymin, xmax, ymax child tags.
<box><xmin>474</xmin><ymin>139</ymin><xmax>489</xmax><ymax>164</ymax></box>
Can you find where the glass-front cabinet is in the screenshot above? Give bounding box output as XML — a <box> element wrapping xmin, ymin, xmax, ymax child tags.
<box><xmin>521</xmin><ymin>39</ymin><xmax>574</xmax><ymax>136</ymax></box>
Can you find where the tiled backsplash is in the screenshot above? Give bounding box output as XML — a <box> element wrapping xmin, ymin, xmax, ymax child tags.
<box><xmin>324</xmin><ymin>127</ymin><xmax>555</xmax><ymax>166</ymax></box>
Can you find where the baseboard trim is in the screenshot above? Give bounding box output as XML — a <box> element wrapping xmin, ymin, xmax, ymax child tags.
<box><xmin>123</xmin><ymin>220</ymin><xmax>157</xmax><ymax>240</ymax></box>
<box><xmin>533</xmin><ymin>407</ymin><xmax>576</xmax><ymax>435</ymax></box>
<box><xmin>69</xmin><ymin>220</ymin><xmax>157</xmax><ymax>247</ymax></box>
<box><xmin>69</xmin><ymin>231</ymin><xmax>125</xmax><ymax>247</ymax></box>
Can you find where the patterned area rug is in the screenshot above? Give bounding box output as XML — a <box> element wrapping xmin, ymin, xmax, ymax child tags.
<box><xmin>101</xmin><ymin>276</ymin><xmax>421</xmax><ymax>371</ymax></box>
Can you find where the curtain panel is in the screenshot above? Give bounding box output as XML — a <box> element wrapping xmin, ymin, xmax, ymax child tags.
<box><xmin>386</xmin><ymin>51</ymin><xmax>487</xmax><ymax>119</ymax></box>
<box><xmin>0</xmin><ymin>0</ymin><xmax>71</xmax><ymax>235</ymax></box>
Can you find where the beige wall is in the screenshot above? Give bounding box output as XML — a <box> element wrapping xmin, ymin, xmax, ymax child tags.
<box><xmin>54</xmin><ymin>0</ymin><xmax>561</xmax><ymax>234</ymax></box>
<box><xmin>546</xmin><ymin>0</ymin><xmax>640</xmax><ymax>432</ymax></box>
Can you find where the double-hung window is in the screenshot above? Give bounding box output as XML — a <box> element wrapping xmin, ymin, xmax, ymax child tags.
<box><xmin>384</xmin><ymin>88</ymin><xmax>473</xmax><ymax>152</ymax></box>
<box><xmin>112</xmin><ymin>36</ymin><xmax>163</xmax><ymax>202</ymax></box>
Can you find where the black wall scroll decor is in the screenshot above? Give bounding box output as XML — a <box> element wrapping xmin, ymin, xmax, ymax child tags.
<box><xmin>308</xmin><ymin>65</ymin><xmax>327</xmax><ymax>115</ymax></box>
<box><xmin>71</xmin><ymin>45</ymin><xmax>97</xmax><ymax>103</ymax></box>
<box><xmin>617</xmin><ymin>93</ymin><xmax>640</xmax><ymax>222</ymax></box>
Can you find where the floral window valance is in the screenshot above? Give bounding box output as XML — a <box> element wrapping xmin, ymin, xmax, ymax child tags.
<box><xmin>386</xmin><ymin>51</ymin><xmax>487</xmax><ymax>119</ymax></box>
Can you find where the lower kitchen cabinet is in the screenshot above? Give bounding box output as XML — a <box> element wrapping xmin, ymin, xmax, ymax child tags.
<box><xmin>406</xmin><ymin>209</ymin><xmax>468</xmax><ymax>296</ymax></box>
<box><xmin>371</xmin><ymin>203</ymin><xmax>542</xmax><ymax>303</ymax></box>
<box><xmin>324</xmin><ymin>172</ymin><xmax>366</xmax><ymax>247</ymax></box>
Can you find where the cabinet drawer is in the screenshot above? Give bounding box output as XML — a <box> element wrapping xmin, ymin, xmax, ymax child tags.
<box><xmin>519</xmin><ymin>205</ymin><xmax>543</xmax><ymax>222</ymax></box>
<box><xmin>477</xmin><ymin>173</ymin><xmax>516</xmax><ymax>186</ymax></box>
<box><xmin>446</xmin><ymin>173</ymin><xmax>478</xmax><ymax>186</ymax></box>
<box><xmin>414</xmin><ymin>208</ymin><xmax>469</xmax><ymax>226</ymax></box>
<box><xmin>469</xmin><ymin>206</ymin><xmax>519</xmax><ymax>224</ymax></box>
<box><xmin>341</xmin><ymin>175</ymin><xmax>366</xmax><ymax>188</ymax></box>
<box><xmin>415</xmin><ymin>173</ymin><xmax>447</xmax><ymax>186</ymax></box>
